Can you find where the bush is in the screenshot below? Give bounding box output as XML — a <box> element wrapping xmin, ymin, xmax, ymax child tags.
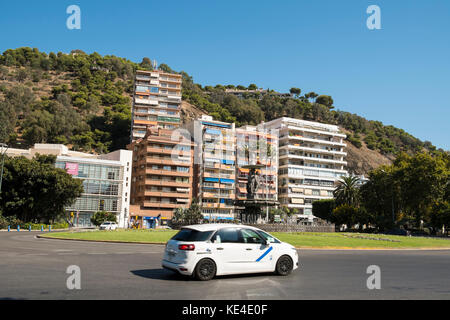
<box><xmin>22</xmin><ymin>222</ymin><xmax>69</xmax><ymax>230</ymax></box>
<box><xmin>0</xmin><ymin>215</ymin><xmax>23</xmax><ymax>229</ymax></box>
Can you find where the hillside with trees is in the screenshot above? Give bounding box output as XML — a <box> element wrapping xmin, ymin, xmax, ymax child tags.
<box><xmin>0</xmin><ymin>47</ymin><xmax>445</xmax><ymax>175</ymax></box>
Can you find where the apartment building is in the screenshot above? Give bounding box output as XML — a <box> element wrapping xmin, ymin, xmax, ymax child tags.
<box><xmin>127</xmin><ymin>128</ymin><xmax>194</xmax><ymax>227</ymax></box>
<box><xmin>131</xmin><ymin>69</ymin><xmax>182</xmax><ymax>141</ymax></box>
<box><xmin>183</xmin><ymin>115</ymin><xmax>236</xmax><ymax>220</ymax></box>
<box><xmin>263</xmin><ymin>117</ymin><xmax>348</xmax><ymax>221</ymax></box>
<box><xmin>6</xmin><ymin>144</ymin><xmax>132</xmax><ymax>228</ymax></box>
<box><xmin>235</xmin><ymin>125</ymin><xmax>278</xmax><ymax>203</ymax></box>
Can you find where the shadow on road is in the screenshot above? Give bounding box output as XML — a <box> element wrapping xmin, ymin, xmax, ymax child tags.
<box><xmin>131</xmin><ymin>268</ymin><xmax>278</xmax><ymax>282</ymax></box>
<box><xmin>130</xmin><ymin>268</ymin><xmax>191</xmax><ymax>281</ymax></box>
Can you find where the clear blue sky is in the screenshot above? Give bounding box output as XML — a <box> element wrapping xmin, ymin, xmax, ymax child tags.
<box><xmin>0</xmin><ymin>0</ymin><xmax>449</xmax><ymax>150</ymax></box>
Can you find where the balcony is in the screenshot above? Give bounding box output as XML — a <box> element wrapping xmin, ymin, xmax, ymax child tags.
<box><xmin>143</xmin><ymin>202</ymin><xmax>179</xmax><ymax>209</ymax></box>
<box><xmin>144</xmin><ymin>191</ymin><xmax>191</xmax><ymax>198</ymax></box>
<box><xmin>144</xmin><ymin>179</ymin><xmax>190</xmax><ymax>187</ymax></box>
<box><xmin>145</xmin><ymin>168</ymin><xmax>191</xmax><ymax>177</ymax></box>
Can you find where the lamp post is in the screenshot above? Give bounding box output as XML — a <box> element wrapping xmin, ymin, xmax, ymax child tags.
<box><xmin>0</xmin><ymin>143</ymin><xmax>9</xmax><ymax>195</ymax></box>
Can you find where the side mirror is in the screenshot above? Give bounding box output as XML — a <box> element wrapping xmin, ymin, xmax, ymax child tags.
<box><xmin>264</xmin><ymin>239</ymin><xmax>270</xmax><ymax>246</ymax></box>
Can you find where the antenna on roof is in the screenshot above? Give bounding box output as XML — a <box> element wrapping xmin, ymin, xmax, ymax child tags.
<box><xmin>153</xmin><ymin>60</ymin><xmax>157</xmax><ymax>70</ymax></box>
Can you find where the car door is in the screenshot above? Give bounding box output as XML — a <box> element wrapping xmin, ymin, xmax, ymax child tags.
<box><xmin>238</xmin><ymin>228</ymin><xmax>274</xmax><ymax>273</ymax></box>
<box><xmin>210</xmin><ymin>228</ymin><xmax>248</xmax><ymax>275</ymax></box>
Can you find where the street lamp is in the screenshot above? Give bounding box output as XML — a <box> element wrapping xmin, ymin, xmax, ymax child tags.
<box><xmin>0</xmin><ymin>143</ymin><xmax>9</xmax><ymax>195</ymax></box>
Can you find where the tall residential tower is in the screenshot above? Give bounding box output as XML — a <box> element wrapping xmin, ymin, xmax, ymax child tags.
<box><xmin>131</xmin><ymin>70</ymin><xmax>182</xmax><ymax>141</ymax></box>
<box><xmin>263</xmin><ymin>117</ymin><xmax>347</xmax><ymax>222</ymax></box>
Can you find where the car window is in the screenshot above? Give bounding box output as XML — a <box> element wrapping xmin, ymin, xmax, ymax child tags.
<box><xmin>239</xmin><ymin>229</ymin><xmax>263</xmax><ymax>244</ymax></box>
<box><xmin>258</xmin><ymin>230</ymin><xmax>280</xmax><ymax>243</ymax></box>
<box><xmin>171</xmin><ymin>229</ymin><xmax>213</xmax><ymax>242</ymax></box>
<box><xmin>211</xmin><ymin>228</ymin><xmax>239</xmax><ymax>243</ymax></box>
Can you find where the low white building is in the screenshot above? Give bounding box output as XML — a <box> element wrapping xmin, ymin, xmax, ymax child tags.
<box><xmin>6</xmin><ymin>144</ymin><xmax>132</xmax><ymax>228</ymax></box>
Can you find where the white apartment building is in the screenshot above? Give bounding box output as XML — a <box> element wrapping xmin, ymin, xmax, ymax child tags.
<box><xmin>263</xmin><ymin>117</ymin><xmax>348</xmax><ymax>221</ymax></box>
<box><xmin>6</xmin><ymin>144</ymin><xmax>132</xmax><ymax>228</ymax></box>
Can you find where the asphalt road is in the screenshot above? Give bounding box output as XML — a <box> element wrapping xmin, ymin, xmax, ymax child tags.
<box><xmin>0</xmin><ymin>231</ymin><xmax>449</xmax><ymax>300</ymax></box>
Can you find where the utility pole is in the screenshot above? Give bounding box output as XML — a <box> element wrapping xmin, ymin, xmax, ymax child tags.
<box><xmin>0</xmin><ymin>143</ymin><xmax>9</xmax><ymax>195</ymax></box>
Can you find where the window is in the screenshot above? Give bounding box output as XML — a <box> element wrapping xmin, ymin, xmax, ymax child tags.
<box><xmin>171</xmin><ymin>229</ymin><xmax>213</xmax><ymax>242</ymax></box>
<box><xmin>257</xmin><ymin>230</ymin><xmax>280</xmax><ymax>244</ymax></box>
<box><xmin>211</xmin><ymin>228</ymin><xmax>239</xmax><ymax>243</ymax></box>
<box><xmin>239</xmin><ymin>229</ymin><xmax>263</xmax><ymax>244</ymax></box>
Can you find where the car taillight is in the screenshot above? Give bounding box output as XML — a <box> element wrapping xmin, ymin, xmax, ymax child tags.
<box><xmin>178</xmin><ymin>244</ymin><xmax>195</xmax><ymax>251</ymax></box>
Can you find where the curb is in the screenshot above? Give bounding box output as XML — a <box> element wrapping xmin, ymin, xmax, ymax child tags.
<box><xmin>36</xmin><ymin>234</ymin><xmax>166</xmax><ymax>246</ymax></box>
<box><xmin>0</xmin><ymin>229</ymin><xmax>71</xmax><ymax>232</ymax></box>
<box><xmin>36</xmin><ymin>235</ymin><xmax>450</xmax><ymax>250</ymax></box>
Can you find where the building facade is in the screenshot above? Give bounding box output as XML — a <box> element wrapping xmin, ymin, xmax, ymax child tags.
<box><xmin>263</xmin><ymin>117</ymin><xmax>348</xmax><ymax>221</ymax></box>
<box><xmin>131</xmin><ymin>70</ymin><xmax>182</xmax><ymax>141</ymax></box>
<box><xmin>235</xmin><ymin>125</ymin><xmax>278</xmax><ymax>203</ymax></box>
<box><xmin>127</xmin><ymin>128</ymin><xmax>194</xmax><ymax>227</ymax></box>
<box><xmin>184</xmin><ymin>115</ymin><xmax>236</xmax><ymax>220</ymax></box>
<box><xmin>6</xmin><ymin>144</ymin><xmax>132</xmax><ymax>228</ymax></box>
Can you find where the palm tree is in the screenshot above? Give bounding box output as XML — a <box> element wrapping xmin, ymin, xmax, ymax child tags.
<box><xmin>334</xmin><ymin>175</ymin><xmax>361</xmax><ymax>207</ymax></box>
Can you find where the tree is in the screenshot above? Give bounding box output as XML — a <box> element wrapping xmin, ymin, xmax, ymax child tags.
<box><xmin>315</xmin><ymin>95</ymin><xmax>334</xmax><ymax>109</ymax></box>
<box><xmin>184</xmin><ymin>198</ymin><xmax>203</xmax><ymax>225</ymax></box>
<box><xmin>16</xmin><ymin>69</ymin><xmax>28</xmax><ymax>82</ymax></box>
<box><xmin>334</xmin><ymin>175</ymin><xmax>361</xmax><ymax>207</ymax></box>
<box><xmin>0</xmin><ymin>155</ymin><xmax>83</xmax><ymax>223</ymax></box>
<box><xmin>392</xmin><ymin>152</ymin><xmax>449</xmax><ymax>229</ymax></box>
<box><xmin>248</xmin><ymin>84</ymin><xmax>258</xmax><ymax>90</ymax></box>
<box><xmin>312</xmin><ymin>199</ymin><xmax>336</xmax><ymax>221</ymax></box>
<box><xmin>360</xmin><ymin>166</ymin><xmax>398</xmax><ymax>231</ymax></box>
<box><xmin>139</xmin><ymin>57</ymin><xmax>152</xmax><ymax>70</ymax></box>
<box><xmin>289</xmin><ymin>87</ymin><xmax>301</xmax><ymax>97</ymax></box>
<box><xmin>305</xmin><ymin>92</ymin><xmax>318</xmax><ymax>103</ymax></box>
<box><xmin>172</xmin><ymin>207</ymin><xmax>186</xmax><ymax>223</ymax></box>
<box><xmin>332</xmin><ymin>204</ymin><xmax>358</xmax><ymax>229</ymax></box>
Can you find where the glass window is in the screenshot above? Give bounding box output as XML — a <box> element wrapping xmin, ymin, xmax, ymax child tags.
<box><xmin>171</xmin><ymin>229</ymin><xmax>213</xmax><ymax>242</ymax></box>
<box><xmin>257</xmin><ymin>230</ymin><xmax>280</xmax><ymax>244</ymax></box>
<box><xmin>211</xmin><ymin>228</ymin><xmax>239</xmax><ymax>243</ymax></box>
<box><xmin>239</xmin><ymin>229</ymin><xmax>263</xmax><ymax>244</ymax></box>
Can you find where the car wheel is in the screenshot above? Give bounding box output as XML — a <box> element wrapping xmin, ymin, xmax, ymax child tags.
<box><xmin>194</xmin><ymin>259</ymin><xmax>216</xmax><ymax>281</ymax></box>
<box><xmin>275</xmin><ymin>255</ymin><xmax>293</xmax><ymax>276</ymax></box>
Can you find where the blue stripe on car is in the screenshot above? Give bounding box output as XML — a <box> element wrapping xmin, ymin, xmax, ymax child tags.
<box><xmin>256</xmin><ymin>246</ymin><xmax>273</xmax><ymax>262</ymax></box>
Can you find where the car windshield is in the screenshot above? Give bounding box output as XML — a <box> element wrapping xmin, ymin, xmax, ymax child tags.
<box><xmin>171</xmin><ymin>229</ymin><xmax>213</xmax><ymax>242</ymax></box>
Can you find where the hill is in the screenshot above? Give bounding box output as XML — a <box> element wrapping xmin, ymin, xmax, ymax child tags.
<box><xmin>0</xmin><ymin>48</ymin><xmax>443</xmax><ymax>175</ymax></box>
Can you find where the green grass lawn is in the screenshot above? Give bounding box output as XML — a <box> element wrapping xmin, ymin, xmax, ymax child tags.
<box><xmin>40</xmin><ymin>229</ymin><xmax>450</xmax><ymax>249</ymax></box>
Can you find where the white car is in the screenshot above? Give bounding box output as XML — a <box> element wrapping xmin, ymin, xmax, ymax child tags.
<box><xmin>99</xmin><ymin>221</ymin><xmax>118</xmax><ymax>230</ymax></box>
<box><xmin>162</xmin><ymin>224</ymin><xmax>299</xmax><ymax>280</ymax></box>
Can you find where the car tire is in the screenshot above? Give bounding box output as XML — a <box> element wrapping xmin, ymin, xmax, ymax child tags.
<box><xmin>194</xmin><ymin>258</ymin><xmax>216</xmax><ymax>281</ymax></box>
<box><xmin>275</xmin><ymin>255</ymin><xmax>293</xmax><ymax>276</ymax></box>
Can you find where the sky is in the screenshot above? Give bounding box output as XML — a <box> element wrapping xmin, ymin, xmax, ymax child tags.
<box><xmin>0</xmin><ymin>0</ymin><xmax>449</xmax><ymax>150</ymax></box>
